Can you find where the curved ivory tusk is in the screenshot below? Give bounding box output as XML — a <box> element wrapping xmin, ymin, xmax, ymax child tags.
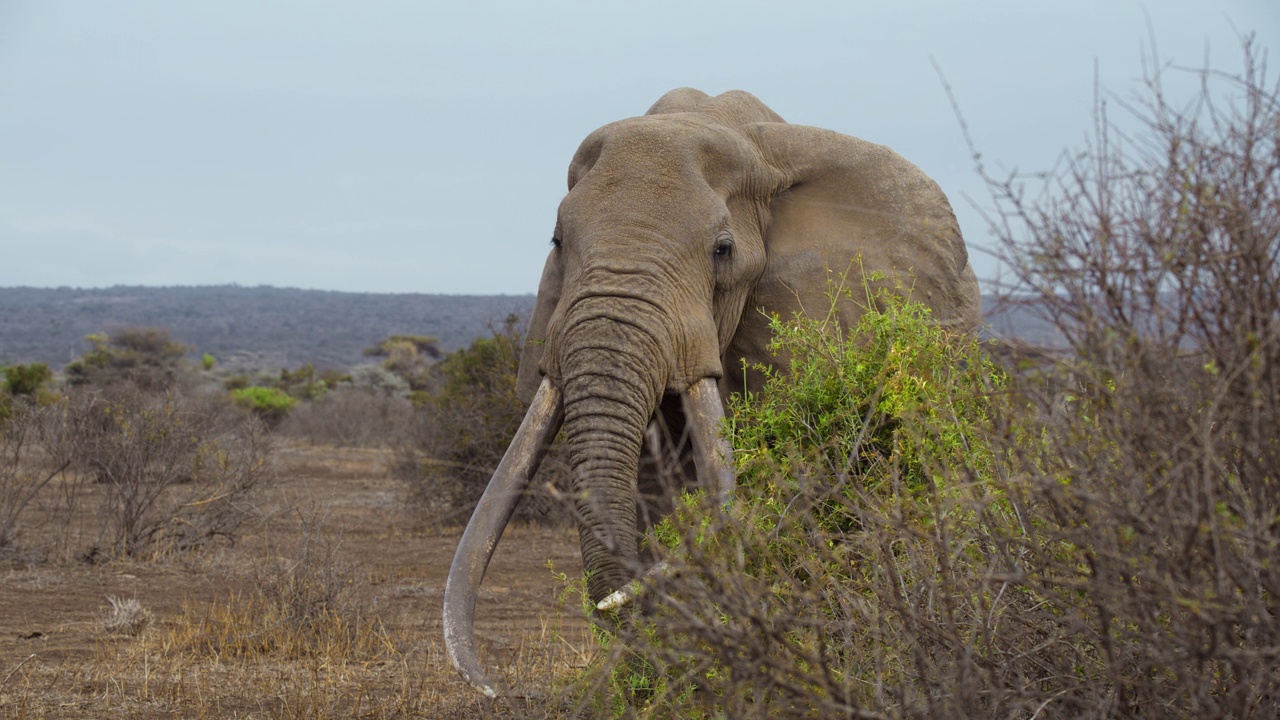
<box><xmin>682</xmin><ymin>377</ymin><xmax>737</xmax><ymax>506</ymax></box>
<box><xmin>597</xmin><ymin>559</ymin><xmax>670</xmax><ymax>611</ymax></box>
<box><xmin>442</xmin><ymin>377</ymin><xmax>563</xmax><ymax>698</ymax></box>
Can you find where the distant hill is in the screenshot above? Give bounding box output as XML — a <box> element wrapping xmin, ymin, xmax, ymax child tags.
<box><xmin>0</xmin><ymin>286</ymin><xmax>536</xmax><ymax>371</ymax></box>
<box><xmin>0</xmin><ymin>285</ymin><xmax>1057</xmax><ymax>373</ymax></box>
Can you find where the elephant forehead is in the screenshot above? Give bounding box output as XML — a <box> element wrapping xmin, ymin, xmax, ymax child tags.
<box><xmin>571</xmin><ymin>115</ymin><xmax>758</xmax><ymax>188</ymax></box>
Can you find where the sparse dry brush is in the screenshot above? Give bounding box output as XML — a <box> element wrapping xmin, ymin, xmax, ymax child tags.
<box><xmin>567</xmin><ymin>39</ymin><xmax>1280</xmax><ymax>719</ymax></box>
<box><xmin>394</xmin><ymin>315</ymin><xmax>570</xmax><ymax>526</ymax></box>
<box><xmin>73</xmin><ymin>386</ymin><xmax>274</xmax><ymax>558</ymax></box>
<box><xmin>279</xmin><ymin>386</ymin><xmax>413</xmax><ymax>448</ymax></box>
<box><xmin>0</xmin><ymin>403</ymin><xmax>70</xmax><ymax>553</ymax></box>
<box><xmin>973</xmin><ymin>36</ymin><xmax>1280</xmax><ymax>717</ymax></box>
<box><xmin>0</xmin><ymin>384</ymin><xmax>274</xmax><ymax>562</ymax></box>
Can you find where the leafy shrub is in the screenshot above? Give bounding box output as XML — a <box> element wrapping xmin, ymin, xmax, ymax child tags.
<box><xmin>347</xmin><ymin>363</ymin><xmax>411</xmax><ymax>399</ymax></box>
<box><xmin>65</xmin><ymin>327</ymin><xmax>191</xmax><ymax>390</ymax></box>
<box><xmin>364</xmin><ymin>334</ymin><xmax>442</xmax><ymax>392</ymax></box>
<box><xmin>580</xmin><ymin>283</ymin><xmax>1011</xmax><ymax>718</ymax></box>
<box><xmin>277</xmin><ymin>363</ymin><xmax>332</xmax><ymax>400</ymax></box>
<box><xmin>231</xmin><ymin>386</ymin><xmax>297</xmax><ymax>427</ymax></box>
<box><xmin>3</xmin><ymin>363</ymin><xmax>53</xmax><ymax>398</ymax></box>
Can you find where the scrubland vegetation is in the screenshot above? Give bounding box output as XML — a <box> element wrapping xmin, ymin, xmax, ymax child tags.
<box><xmin>1</xmin><ymin>40</ymin><xmax>1276</xmax><ymax>718</ymax></box>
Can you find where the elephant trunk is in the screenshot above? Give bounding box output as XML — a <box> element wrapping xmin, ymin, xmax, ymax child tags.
<box><xmin>557</xmin><ymin>308</ymin><xmax>669</xmax><ymax>604</ymax></box>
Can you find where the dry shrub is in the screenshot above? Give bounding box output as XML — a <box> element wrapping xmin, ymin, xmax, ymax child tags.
<box><xmin>278</xmin><ymin>386</ymin><xmax>413</xmax><ymax>448</ymax></box>
<box><xmin>65</xmin><ymin>327</ymin><xmax>192</xmax><ymax>391</ymax></box>
<box><xmin>71</xmin><ymin>386</ymin><xmax>274</xmax><ymax>558</ymax></box>
<box><xmin>574</xmin><ymin>40</ymin><xmax>1280</xmax><ymax>719</ymax></box>
<box><xmin>972</xmin><ymin>36</ymin><xmax>1280</xmax><ymax>717</ymax></box>
<box><xmin>0</xmin><ymin>402</ymin><xmax>70</xmax><ymax>552</ymax></box>
<box><xmin>2</xmin><ymin>385</ymin><xmax>275</xmax><ymax>561</ymax></box>
<box><xmin>100</xmin><ymin>596</ymin><xmax>154</xmax><ymax>636</ymax></box>
<box><xmin>394</xmin><ymin>316</ymin><xmax>570</xmax><ymax>526</ymax></box>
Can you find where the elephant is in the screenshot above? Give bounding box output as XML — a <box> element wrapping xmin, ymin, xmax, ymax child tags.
<box><xmin>443</xmin><ymin>88</ymin><xmax>982</xmax><ymax>697</ymax></box>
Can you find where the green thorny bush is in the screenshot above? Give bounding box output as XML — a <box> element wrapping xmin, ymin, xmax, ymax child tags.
<box><xmin>571</xmin><ymin>278</ymin><xmax>1031</xmax><ymax>719</ymax></box>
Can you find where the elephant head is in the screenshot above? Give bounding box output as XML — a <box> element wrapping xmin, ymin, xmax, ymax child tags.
<box><xmin>443</xmin><ymin>88</ymin><xmax>982</xmax><ymax>697</ymax></box>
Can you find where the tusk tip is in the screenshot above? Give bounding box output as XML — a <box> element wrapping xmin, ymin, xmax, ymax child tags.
<box><xmin>596</xmin><ymin>587</ymin><xmax>634</xmax><ymax>612</ymax></box>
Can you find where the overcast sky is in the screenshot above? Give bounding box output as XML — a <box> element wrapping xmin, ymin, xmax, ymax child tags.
<box><xmin>1</xmin><ymin>1</ymin><xmax>1276</xmax><ymax>294</ymax></box>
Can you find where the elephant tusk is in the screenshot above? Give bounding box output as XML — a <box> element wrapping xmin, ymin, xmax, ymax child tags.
<box><xmin>442</xmin><ymin>377</ymin><xmax>563</xmax><ymax>699</ymax></box>
<box><xmin>596</xmin><ymin>559</ymin><xmax>670</xmax><ymax>612</ymax></box>
<box><xmin>682</xmin><ymin>377</ymin><xmax>736</xmax><ymax>506</ymax></box>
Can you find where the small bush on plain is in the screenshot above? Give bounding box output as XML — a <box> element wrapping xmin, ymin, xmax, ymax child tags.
<box><xmin>65</xmin><ymin>327</ymin><xmax>191</xmax><ymax>390</ymax></box>
<box><xmin>231</xmin><ymin>385</ymin><xmax>297</xmax><ymax>427</ymax></box>
<box><xmin>3</xmin><ymin>363</ymin><xmax>53</xmax><ymax>398</ymax></box>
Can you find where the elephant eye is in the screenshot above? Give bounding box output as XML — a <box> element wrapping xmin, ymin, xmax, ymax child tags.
<box><xmin>713</xmin><ymin>233</ymin><xmax>734</xmax><ymax>259</ymax></box>
<box><xmin>550</xmin><ymin>236</ymin><xmax>562</xmax><ymax>248</ymax></box>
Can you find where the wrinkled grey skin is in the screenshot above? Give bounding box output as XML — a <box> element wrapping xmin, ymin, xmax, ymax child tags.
<box><xmin>445</xmin><ymin>88</ymin><xmax>981</xmax><ymax>696</ymax></box>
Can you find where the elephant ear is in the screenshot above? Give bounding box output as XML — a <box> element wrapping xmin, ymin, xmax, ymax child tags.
<box><xmin>516</xmin><ymin>251</ymin><xmax>561</xmax><ymax>404</ymax></box>
<box><xmin>744</xmin><ymin>122</ymin><xmax>981</xmax><ymax>332</ymax></box>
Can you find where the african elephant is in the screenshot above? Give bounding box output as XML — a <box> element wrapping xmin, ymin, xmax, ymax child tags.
<box><xmin>444</xmin><ymin>88</ymin><xmax>982</xmax><ymax>696</ymax></box>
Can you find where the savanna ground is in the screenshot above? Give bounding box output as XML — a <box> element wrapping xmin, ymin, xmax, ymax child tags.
<box><xmin>0</xmin><ymin>442</ymin><xmax>589</xmax><ymax>719</ymax></box>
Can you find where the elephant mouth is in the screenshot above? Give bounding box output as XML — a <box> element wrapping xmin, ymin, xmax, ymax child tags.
<box><xmin>441</xmin><ymin>375</ymin><xmax>735</xmax><ymax>698</ymax></box>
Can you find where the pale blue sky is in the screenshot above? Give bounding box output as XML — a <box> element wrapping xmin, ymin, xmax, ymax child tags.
<box><xmin>1</xmin><ymin>1</ymin><xmax>1276</xmax><ymax>293</ymax></box>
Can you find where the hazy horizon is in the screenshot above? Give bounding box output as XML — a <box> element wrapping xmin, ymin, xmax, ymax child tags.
<box><xmin>3</xmin><ymin>2</ymin><xmax>1277</xmax><ymax>294</ymax></box>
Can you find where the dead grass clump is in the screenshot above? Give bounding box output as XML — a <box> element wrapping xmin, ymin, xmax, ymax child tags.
<box><xmin>101</xmin><ymin>595</ymin><xmax>154</xmax><ymax>636</ymax></box>
<box><xmin>162</xmin><ymin>590</ymin><xmax>392</xmax><ymax>662</ymax></box>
